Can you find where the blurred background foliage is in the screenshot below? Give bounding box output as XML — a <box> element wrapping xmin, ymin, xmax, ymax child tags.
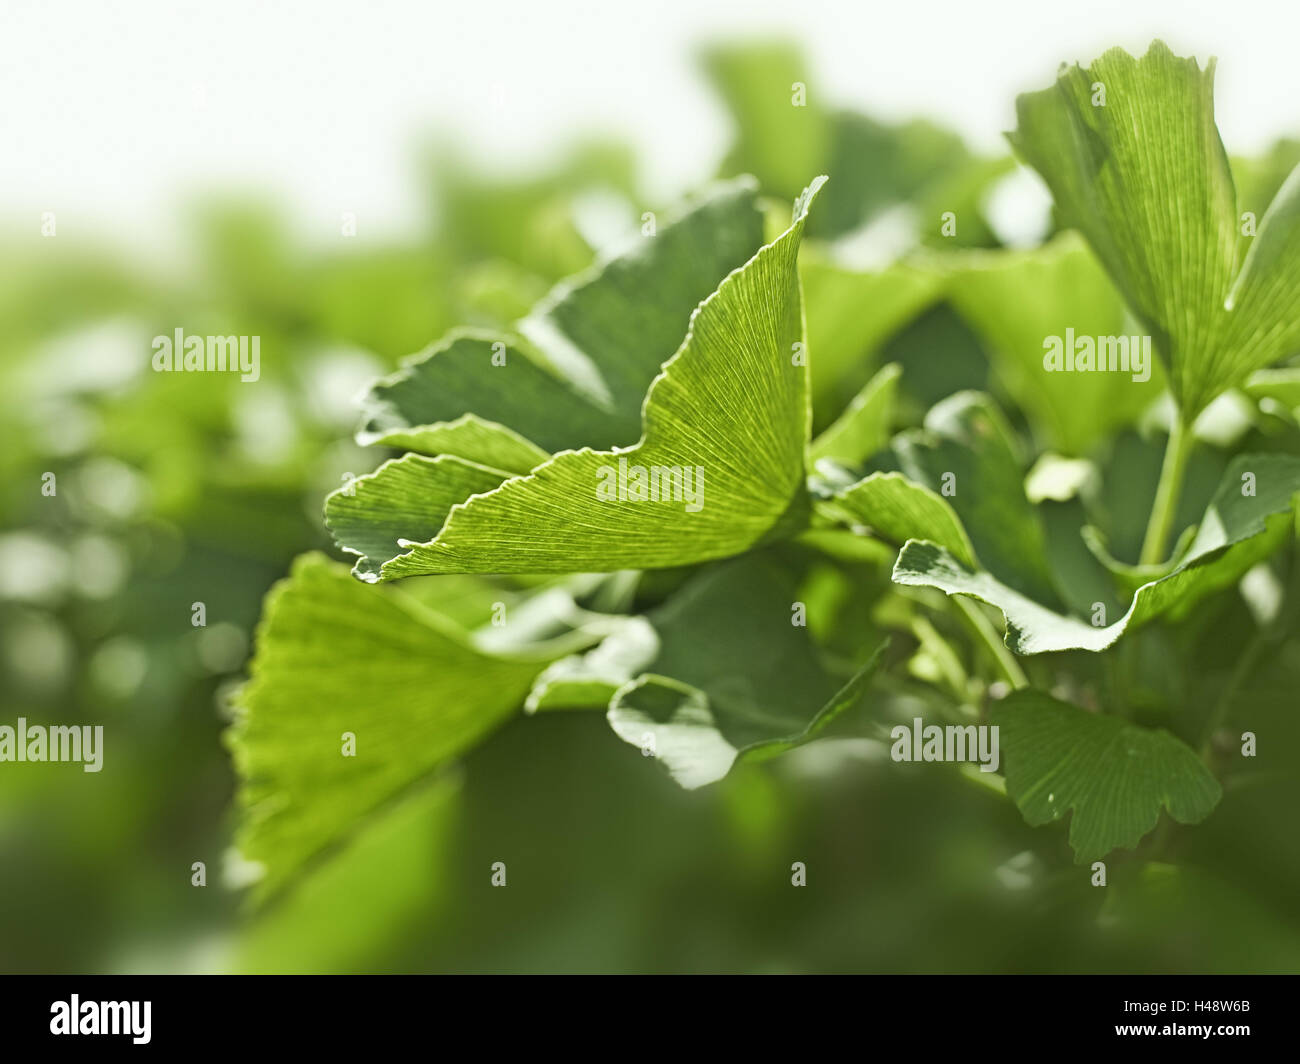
<box><xmin>3</xmin><ymin>40</ymin><xmax>1299</xmax><ymax>974</ymax></box>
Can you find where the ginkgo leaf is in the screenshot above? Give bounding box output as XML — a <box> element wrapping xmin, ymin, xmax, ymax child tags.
<box><xmin>599</xmin><ymin>554</ymin><xmax>885</xmax><ymax>787</ymax></box>
<box><xmin>894</xmin><ymin>454</ymin><xmax>1300</xmax><ymax>653</ymax></box>
<box><xmin>946</xmin><ymin>234</ymin><xmax>1160</xmax><ymax>454</ymax></box>
<box><xmin>1244</xmin><ymin>366</ymin><xmax>1300</xmax><ymax>412</ymax></box>
<box><xmin>332</xmin><ymin>178</ymin><xmax>826</xmax><ymax>579</ymax></box>
<box><xmin>893</xmin><ymin>392</ymin><xmax>1057</xmax><ymax>603</ymax></box>
<box><xmin>1221</xmin><ymin>164</ymin><xmax>1300</xmax><ymax>375</ymax></box>
<box><xmin>809</xmin><ymin>362</ymin><xmax>900</xmax><ymax>467</ymax></box>
<box><xmin>822</xmin><ymin>392</ymin><xmax>1056</xmax><ymax>603</ymax></box>
<box><xmin>362</xmin><ymin>413</ymin><xmax>550</xmax><ymax>475</ymax></box>
<box><xmin>356</xmin><ymin>180</ymin><xmax>765</xmax><ymax>458</ymax></box>
<box><xmin>1010</xmin><ymin>41</ymin><xmax>1297</xmax><ymax>416</ymax></box>
<box><xmin>357</xmin><ymin>328</ymin><xmax>627</xmax><ymax>456</ymax></box>
<box><xmin>522</xmin><ymin>553</ymin><xmax>886</xmax><ymax>787</ymax></box>
<box><xmin>701</xmin><ymin>41</ymin><xmax>831</xmax><ymax>203</ymax></box>
<box><xmin>822</xmin><ymin>471</ymin><xmax>975</xmax><ymax>567</ymax></box>
<box><xmin>326</xmin><ymin>454</ymin><xmax>509</xmax><ymax>580</ymax></box>
<box><xmin>993</xmin><ymin>690</ymin><xmax>1222</xmax><ymax>861</ymax></box>
<box><xmin>228</xmin><ymin>553</ymin><xmax>559</xmax><ymax>900</ymax></box>
<box><xmin>608</xmin><ymin>651</ymin><xmax>882</xmax><ymax>790</ymax></box>
<box><xmin>802</xmin><ymin>257</ymin><xmax>941</xmax><ymax>421</ymax></box>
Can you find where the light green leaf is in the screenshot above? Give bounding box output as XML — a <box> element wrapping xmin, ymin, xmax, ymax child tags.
<box><xmin>326</xmin><ymin>454</ymin><xmax>509</xmax><ymax>580</ymax></box>
<box><xmin>336</xmin><ymin>178</ymin><xmax>826</xmax><ymax>578</ymax></box>
<box><xmin>1223</xmin><ymin>163</ymin><xmax>1300</xmax><ymax>371</ymax></box>
<box><xmin>947</xmin><ymin>234</ymin><xmax>1160</xmax><ymax>454</ymax></box>
<box><xmin>358</xmin><ymin>180</ymin><xmax>765</xmax><ymax>455</ymax></box>
<box><xmin>363</xmin><ymin>413</ymin><xmax>550</xmax><ymax>474</ymax></box>
<box><xmin>701</xmin><ymin>42</ymin><xmax>830</xmax><ymax>205</ymax></box>
<box><xmin>802</xmin><ymin>257</ymin><xmax>941</xmax><ymax>420</ymax></box>
<box><xmin>1244</xmin><ymin>366</ymin><xmax>1300</xmax><ymax>411</ymax></box>
<box><xmin>1009</xmin><ymin>41</ymin><xmax>1295</xmax><ymax>416</ymax></box>
<box><xmin>228</xmin><ymin>553</ymin><xmax>552</xmax><ymax>900</ymax></box>
<box><xmin>822</xmin><ymin>471</ymin><xmax>975</xmax><ymax>567</ymax></box>
<box><xmin>809</xmin><ymin>362</ymin><xmax>900</xmax><ymax>467</ymax></box>
<box><xmin>993</xmin><ymin>690</ymin><xmax>1222</xmax><ymax>861</ymax></box>
<box><xmin>894</xmin><ymin>454</ymin><xmax>1300</xmax><ymax>653</ymax></box>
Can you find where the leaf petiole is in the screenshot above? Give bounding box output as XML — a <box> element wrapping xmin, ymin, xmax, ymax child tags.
<box><xmin>954</xmin><ymin>596</ymin><xmax>1028</xmax><ymax>691</ymax></box>
<box><xmin>1139</xmin><ymin>413</ymin><xmax>1194</xmax><ymax>566</ymax></box>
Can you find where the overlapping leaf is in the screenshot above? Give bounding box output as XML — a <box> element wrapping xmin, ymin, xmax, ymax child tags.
<box><xmin>809</xmin><ymin>362</ymin><xmax>901</xmax><ymax>467</ymax></box>
<box><xmin>608</xmin><ymin>654</ymin><xmax>882</xmax><ymax>790</ymax></box>
<box><xmin>701</xmin><ymin>42</ymin><xmax>830</xmax><ymax>204</ymax></box>
<box><xmin>358</xmin><ymin>180</ymin><xmax>766</xmax><ymax>458</ymax></box>
<box><xmin>947</xmin><ymin>234</ymin><xmax>1159</xmax><ymax>454</ymax></box>
<box><xmin>894</xmin><ymin>454</ymin><xmax>1300</xmax><ymax>653</ymax></box>
<box><xmin>802</xmin><ymin>257</ymin><xmax>942</xmax><ymax>420</ymax></box>
<box><xmin>326</xmin><ymin>455</ymin><xmax>509</xmax><ymax>580</ymax></box>
<box><xmin>993</xmin><ymin>690</ymin><xmax>1222</xmax><ymax>861</ymax></box>
<box><xmin>1010</xmin><ymin>41</ymin><xmax>1299</xmax><ymax>416</ymax></box>
<box><xmin>528</xmin><ymin>553</ymin><xmax>885</xmax><ymax>788</ymax></box>
<box><xmin>704</xmin><ymin>41</ymin><xmax>1011</xmax><ymax>242</ymax></box>
<box><xmin>228</xmin><ymin>553</ymin><xmax>565</xmax><ymax>899</ymax></box>
<box><xmin>822</xmin><ymin>470</ymin><xmax>974</xmax><ymax>566</ymax></box>
<box><xmin>330</xmin><ymin>178</ymin><xmax>826</xmax><ymax>578</ymax></box>
<box><xmin>822</xmin><ymin>392</ymin><xmax>1056</xmax><ymax>604</ymax></box>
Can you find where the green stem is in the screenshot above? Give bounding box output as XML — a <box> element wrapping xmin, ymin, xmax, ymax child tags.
<box><xmin>954</xmin><ymin>597</ymin><xmax>1028</xmax><ymax>691</ymax></box>
<box><xmin>1139</xmin><ymin>413</ymin><xmax>1194</xmax><ymax>566</ymax></box>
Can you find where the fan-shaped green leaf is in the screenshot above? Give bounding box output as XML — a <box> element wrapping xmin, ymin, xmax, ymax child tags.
<box><xmin>1010</xmin><ymin>42</ymin><xmax>1298</xmax><ymax>416</ymax></box>
<box><xmin>993</xmin><ymin>690</ymin><xmax>1222</xmax><ymax>861</ymax></box>
<box><xmin>332</xmin><ymin>178</ymin><xmax>826</xmax><ymax>578</ymax></box>
<box><xmin>228</xmin><ymin>553</ymin><xmax>556</xmax><ymax>900</ymax></box>
<box><xmin>947</xmin><ymin>234</ymin><xmax>1160</xmax><ymax>454</ymax></box>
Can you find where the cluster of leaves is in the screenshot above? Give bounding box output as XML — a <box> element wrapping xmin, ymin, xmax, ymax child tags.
<box><xmin>0</xmin><ymin>132</ymin><xmax>641</xmax><ymax>969</ymax></box>
<box><xmin>229</xmin><ymin>42</ymin><xmax>1300</xmax><ymax>956</ymax></box>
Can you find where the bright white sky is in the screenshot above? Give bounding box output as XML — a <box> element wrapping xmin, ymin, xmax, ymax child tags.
<box><xmin>3</xmin><ymin>0</ymin><xmax>1297</xmax><ymax>251</ymax></box>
